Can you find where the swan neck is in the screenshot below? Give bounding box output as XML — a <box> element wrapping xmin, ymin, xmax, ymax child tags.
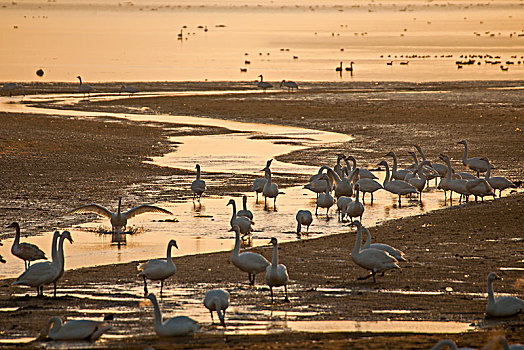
<box><xmin>166</xmin><ymin>243</ymin><xmax>174</xmax><ymax>262</ymax></box>
<box><xmin>150</xmin><ymin>297</ymin><xmax>164</xmax><ymax>329</ymax></box>
<box><xmin>117</xmin><ymin>198</ymin><xmax>121</xmax><ymax>214</ymax></box>
<box><xmin>57</xmin><ymin>235</ymin><xmax>67</xmax><ymax>269</ymax></box>
<box><xmin>417</xmin><ymin>146</ymin><xmax>427</xmax><ymax>161</ymax></box>
<box><xmin>297</xmin><ymin>221</ymin><xmax>302</xmax><ymax>233</ymax></box>
<box><xmin>362</xmin><ymin>228</ymin><xmax>371</xmax><ymax>248</ymax></box>
<box><xmin>391</xmin><ymin>154</ymin><xmax>398</xmax><ymax>170</ymax></box>
<box><xmin>230</xmin><ymin>202</ymin><xmax>237</xmax><ymax>220</ymax></box>
<box><xmin>271</xmin><ymin>243</ymin><xmax>279</xmax><ymax>267</ymax></box>
<box><xmin>47</xmin><ymin>317</ymin><xmax>62</xmax><ymax>338</ymax></box>
<box><xmin>352</xmin><ymin>225</ymin><xmax>362</xmax><ymax>255</ymax></box>
<box><xmin>243</xmin><ymin>197</ymin><xmax>248</xmax><ymax>211</ymax></box>
<box><xmin>232</xmin><ymin>230</ymin><xmax>240</xmax><ymax>257</ymax></box>
<box><xmin>196</xmin><ymin>166</ymin><xmax>201</xmax><ymax>180</ymax></box>
<box><xmin>487</xmin><ymin>277</ymin><xmax>495</xmax><ymax>306</ymax></box>
<box><xmin>445</xmin><ymin>158</ymin><xmax>452</xmax><ymax>180</ymax></box>
<box><xmin>51</xmin><ymin>231</ymin><xmax>60</xmax><ymax>263</ymax></box>
<box><xmin>383</xmin><ymin>163</ymin><xmax>390</xmax><ymax>186</ymax></box>
<box><xmin>13</xmin><ymin>224</ymin><xmax>20</xmax><ymax>244</ymax></box>
<box><xmin>485</xmin><ymin>165</ymin><xmax>491</xmax><ymax>179</ymax></box>
<box><xmin>462</xmin><ymin>143</ymin><xmax>468</xmax><ymax>163</ymax></box>
<box><xmin>355</xmin><ymin>188</ymin><xmax>360</xmax><ymax>201</ymax></box>
<box><xmin>266</xmin><ymin>169</ymin><xmax>272</xmax><ymax>184</ymax></box>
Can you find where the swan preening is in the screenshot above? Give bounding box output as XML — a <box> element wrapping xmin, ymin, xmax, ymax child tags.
<box><xmin>265</xmin><ymin>237</ymin><xmax>289</xmax><ymax>303</ymax></box>
<box><xmin>146</xmin><ymin>293</ymin><xmax>199</xmax><ymax>336</ymax></box>
<box><xmin>137</xmin><ymin>239</ymin><xmax>178</xmax><ymax>296</ymax></box>
<box><xmin>68</xmin><ymin>197</ymin><xmax>173</xmax><ymax>237</ymax></box>
<box><xmin>351</xmin><ymin>221</ymin><xmax>400</xmax><ymax>282</ymax></box>
<box><xmin>204</xmin><ymin>289</ymin><xmax>230</xmax><ymax>326</ymax></box>
<box><xmin>231</xmin><ymin>225</ymin><xmax>269</xmax><ymax>285</ymax></box>
<box><xmin>7</xmin><ymin>222</ymin><xmax>46</xmax><ymax>269</ymax></box>
<box><xmin>13</xmin><ymin>231</ymin><xmax>73</xmax><ymax>297</ymax></box>
<box><xmin>485</xmin><ymin>272</ymin><xmax>524</xmax><ymax>318</ymax></box>
<box><xmin>227</xmin><ymin>198</ymin><xmax>253</xmax><ymax>237</ymax></box>
<box><xmin>40</xmin><ymin>316</ymin><xmax>111</xmax><ymax>341</ymax></box>
<box><xmin>191</xmin><ymin>164</ymin><xmax>206</xmax><ymax>201</ymax></box>
<box><xmin>296</xmin><ymin>209</ymin><xmax>313</xmax><ymax>234</ymax></box>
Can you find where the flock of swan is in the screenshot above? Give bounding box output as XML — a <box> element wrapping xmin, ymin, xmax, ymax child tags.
<box><xmin>2</xmin><ymin>139</ymin><xmax>522</xmax><ymax>345</ymax></box>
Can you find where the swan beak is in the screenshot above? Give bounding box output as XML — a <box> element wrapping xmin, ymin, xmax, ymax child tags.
<box><xmin>174</xmin><ymin>241</ymin><xmax>179</xmax><ymax>249</ymax></box>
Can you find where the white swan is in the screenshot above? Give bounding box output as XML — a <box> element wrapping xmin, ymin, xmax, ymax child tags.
<box><xmin>466</xmin><ymin>177</ymin><xmax>494</xmax><ymax>202</ymax></box>
<box><xmin>13</xmin><ymin>231</ymin><xmax>73</xmax><ymax>296</ymax></box>
<box><xmin>7</xmin><ymin>222</ymin><xmax>46</xmax><ymax>269</ymax></box>
<box><xmin>265</xmin><ymin>237</ymin><xmax>289</xmax><ymax>303</ymax></box>
<box><xmin>485</xmin><ymin>272</ymin><xmax>524</xmax><ymax>318</ymax></box>
<box><xmin>251</xmin><ymin>159</ymin><xmax>272</xmax><ymax>203</ymax></box>
<box><xmin>336</xmin><ymin>196</ymin><xmax>352</xmax><ymax>222</ymax></box>
<box><xmin>262</xmin><ymin>166</ymin><xmax>282</xmax><ymax>209</ymax></box>
<box><xmin>68</xmin><ymin>197</ymin><xmax>173</xmax><ymax>234</ymax></box>
<box><xmin>414</xmin><ymin>144</ymin><xmax>447</xmax><ymax>181</ymax></box>
<box><xmin>378</xmin><ymin>160</ymin><xmax>418</xmax><ymax>206</ymax></box>
<box><xmin>77</xmin><ymin>76</ymin><xmax>93</xmax><ymax>97</ymax></box>
<box><xmin>227</xmin><ymin>199</ymin><xmax>252</xmax><ymax>236</ymax></box>
<box><xmin>230</xmin><ymin>226</ymin><xmax>269</xmax><ymax>285</ymax></box>
<box><xmin>350</xmin><ymin>221</ymin><xmax>400</xmax><ymax>282</ymax></box>
<box><xmin>334</xmin><ymin>154</ymin><xmax>345</xmax><ymax>178</ymax></box>
<box><xmin>204</xmin><ymin>289</ymin><xmax>230</xmax><ymax>326</ymax></box>
<box><xmin>484</xmin><ymin>159</ymin><xmax>516</xmax><ymax>197</ymax></box>
<box><xmin>40</xmin><ymin>316</ymin><xmax>111</xmax><ymax>341</ymax></box>
<box><xmin>137</xmin><ymin>239</ymin><xmax>178</xmax><ymax>296</ymax></box>
<box><xmin>51</xmin><ymin>231</ymin><xmax>73</xmax><ymax>297</ymax></box>
<box><xmin>345</xmin><ymin>155</ymin><xmax>378</xmax><ymax>179</ymax></box>
<box><xmin>236</xmin><ymin>195</ymin><xmax>253</xmax><ymax>220</ymax></box>
<box><xmin>316</xmin><ymin>180</ymin><xmax>334</xmax><ymax>217</ymax></box>
<box><xmin>257</xmin><ymin>75</ymin><xmax>273</xmax><ymax>91</ymax></box>
<box><xmin>191</xmin><ymin>164</ymin><xmax>206</xmax><ymax>201</ymax></box>
<box><xmin>296</xmin><ymin>209</ymin><xmax>313</xmax><ymax>234</ymax></box>
<box><xmin>458</xmin><ymin>140</ymin><xmax>489</xmax><ymax>177</ymax></box>
<box><xmin>329</xmin><ymin>166</ymin><xmax>353</xmax><ymax>199</ymax></box>
<box><xmin>280</xmin><ymin>80</ymin><xmax>298</xmax><ymax>91</ymax></box>
<box><xmin>407</xmin><ymin>160</ymin><xmax>432</xmax><ymax>200</ymax></box>
<box><xmin>354</xmin><ymin>178</ymin><xmax>383</xmax><ymax>205</ymax></box>
<box><xmin>440</xmin><ymin>155</ymin><xmax>471</xmax><ymax>203</ymax></box>
<box><xmin>146</xmin><ymin>293</ymin><xmax>199</xmax><ymax>336</ymax></box>
<box><xmin>346</xmin><ymin>183</ymin><xmax>364</xmax><ymax>222</ymax></box>
<box><xmin>361</xmin><ymin>226</ymin><xmax>407</xmax><ymax>262</ymax></box>
<box><xmin>385</xmin><ymin>151</ymin><xmax>411</xmax><ymax>180</ymax></box>
<box><xmin>304</xmin><ymin>171</ymin><xmax>331</xmax><ymax>198</ymax></box>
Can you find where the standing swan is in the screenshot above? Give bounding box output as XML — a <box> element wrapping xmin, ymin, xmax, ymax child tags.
<box><xmin>252</xmin><ymin>159</ymin><xmax>272</xmax><ymax>203</ymax></box>
<box><xmin>485</xmin><ymin>272</ymin><xmax>524</xmax><ymax>317</ymax></box>
<box><xmin>230</xmin><ymin>226</ymin><xmax>269</xmax><ymax>285</ymax></box>
<box><xmin>346</xmin><ymin>183</ymin><xmax>364</xmax><ymax>222</ymax></box>
<box><xmin>377</xmin><ymin>160</ymin><xmax>418</xmax><ymax>207</ymax></box>
<box><xmin>484</xmin><ymin>159</ymin><xmax>516</xmax><ymax>197</ymax></box>
<box><xmin>7</xmin><ymin>222</ymin><xmax>46</xmax><ymax>269</ymax></box>
<box><xmin>280</xmin><ymin>80</ymin><xmax>298</xmax><ymax>91</ymax></box>
<box><xmin>146</xmin><ymin>293</ymin><xmax>199</xmax><ymax>336</ymax></box>
<box><xmin>40</xmin><ymin>316</ymin><xmax>111</xmax><ymax>341</ymax></box>
<box><xmin>458</xmin><ymin>140</ymin><xmax>489</xmax><ymax>177</ymax></box>
<box><xmin>204</xmin><ymin>289</ymin><xmax>230</xmax><ymax>326</ymax></box>
<box><xmin>265</xmin><ymin>237</ymin><xmax>289</xmax><ymax>303</ymax></box>
<box><xmin>77</xmin><ymin>76</ymin><xmax>93</xmax><ymax>97</ymax></box>
<box><xmin>51</xmin><ymin>231</ymin><xmax>74</xmax><ymax>297</ymax></box>
<box><xmin>191</xmin><ymin>164</ymin><xmax>206</xmax><ymax>201</ymax></box>
<box><xmin>407</xmin><ymin>160</ymin><xmax>432</xmax><ymax>200</ymax></box>
<box><xmin>262</xmin><ymin>166</ymin><xmax>282</xmax><ymax>210</ymax></box>
<box><xmin>137</xmin><ymin>239</ymin><xmax>178</xmax><ymax>296</ymax></box>
<box><xmin>350</xmin><ymin>221</ymin><xmax>400</xmax><ymax>283</ymax></box>
<box><xmin>385</xmin><ymin>151</ymin><xmax>411</xmax><ymax>180</ymax></box>
<box><xmin>296</xmin><ymin>210</ymin><xmax>313</xmax><ymax>234</ymax></box>
<box><xmin>236</xmin><ymin>195</ymin><xmax>253</xmax><ymax>220</ymax></box>
<box><xmin>257</xmin><ymin>75</ymin><xmax>273</xmax><ymax>92</ymax></box>
<box><xmin>227</xmin><ymin>199</ymin><xmax>252</xmax><ymax>237</ymax></box>
<box><xmin>315</xmin><ymin>178</ymin><xmax>334</xmax><ymax>217</ymax></box>
<box><xmin>68</xmin><ymin>197</ymin><xmax>173</xmax><ymax>235</ymax></box>
<box><xmin>13</xmin><ymin>231</ymin><xmax>73</xmax><ymax>296</ymax></box>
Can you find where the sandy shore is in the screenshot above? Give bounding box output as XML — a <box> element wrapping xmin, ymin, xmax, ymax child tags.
<box><xmin>0</xmin><ymin>81</ymin><xmax>522</xmax><ymax>349</ymax></box>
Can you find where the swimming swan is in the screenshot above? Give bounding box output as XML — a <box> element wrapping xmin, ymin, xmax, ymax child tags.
<box><xmin>350</xmin><ymin>221</ymin><xmax>400</xmax><ymax>283</ymax></box>
<box><xmin>296</xmin><ymin>210</ymin><xmax>313</xmax><ymax>234</ymax></box>
<box><xmin>68</xmin><ymin>197</ymin><xmax>172</xmax><ymax>234</ymax></box>
<box><xmin>485</xmin><ymin>272</ymin><xmax>524</xmax><ymax>318</ymax></box>
<box><xmin>7</xmin><ymin>222</ymin><xmax>46</xmax><ymax>269</ymax></box>
<box><xmin>137</xmin><ymin>239</ymin><xmax>178</xmax><ymax>296</ymax></box>
<box><xmin>227</xmin><ymin>199</ymin><xmax>253</xmax><ymax>236</ymax></box>
<box><xmin>231</xmin><ymin>226</ymin><xmax>269</xmax><ymax>285</ymax></box>
<box><xmin>40</xmin><ymin>316</ymin><xmax>111</xmax><ymax>341</ymax></box>
<box><xmin>191</xmin><ymin>164</ymin><xmax>206</xmax><ymax>201</ymax></box>
<box><xmin>146</xmin><ymin>293</ymin><xmax>199</xmax><ymax>336</ymax></box>
<box><xmin>265</xmin><ymin>237</ymin><xmax>289</xmax><ymax>303</ymax></box>
<box><xmin>204</xmin><ymin>289</ymin><xmax>230</xmax><ymax>326</ymax></box>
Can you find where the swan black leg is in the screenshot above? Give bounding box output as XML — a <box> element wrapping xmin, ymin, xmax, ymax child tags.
<box><xmin>371</xmin><ymin>193</ymin><xmax>374</xmax><ymax>205</ymax></box>
<box><xmin>284</xmin><ymin>285</ymin><xmax>290</xmax><ymax>303</ymax></box>
<box><xmin>270</xmin><ymin>287</ymin><xmax>274</xmax><ymax>303</ymax></box>
<box><xmin>143</xmin><ymin>275</ymin><xmax>148</xmax><ymax>296</ymax></box>
<box><xmin>160</xmin><ymin>280</ymin><xmax>164</xmax><ymax>297</ymax></box>
<box><xmin>53</xmin><ymin>282</ymin><xmax>57</xmax><ymax>298</ymax></box>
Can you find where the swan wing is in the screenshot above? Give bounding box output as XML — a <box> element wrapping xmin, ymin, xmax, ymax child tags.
<box><xmin>370</xmin><ymin>243</ymin><xmax>407</xmax><ymax>262</ymax></box>
<box><xmin>237</xmin><ymin>252</ymin><xmax>270</xmax><ymax>273</ymax></box>
<box><xmin>251</xmin><ymin>178</ymin><xmax>266</xmax><ymax>191</ymax></box>
<box><xmin>124</xmin><ymin>205</ymin><xmax>172</xmax><ymax>219</ymax></box>
<box><xmin>138</xmin><ymin>259</ymin><xmax>175</xmax><ymax>279</ymax></box>
<box><xmin>162</xmin><ymin>316</ymin><xmax>199</xmax><ymax>336</ymax></box>
<box><xmin>68</xmin><ymin>204</ymin><xmax>113</xmax><ymax>219</ymax></box>
<box><xmin>191</xmin><ymin>180</ymin><xmax>206</xmax><ymax>193</ymax></box>
<box><xmin>13</xmin><ymin>261</ymin><xmax>58</xmax><ymax>286</ymax></box>
<box><xmin>494</xmin><ymin>296</ymin><xmax>524</xmax><ymax>316</ymax></box>
<box><xmin>54</xmin><ymin>320</ymin><xmax>106</xmax><ymax>340</ymax></box>
<box><xmin>14</xmin><ymin>242</ymin><xmax>46</xmax><ymax>260</ymax></box>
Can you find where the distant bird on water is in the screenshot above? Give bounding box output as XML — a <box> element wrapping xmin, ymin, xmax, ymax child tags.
<box><xmin>191</xmin><ymin>164</ymin><xmax>206</xmax><ymax>201</ymax></box>
<box><xmin>120</xmin><ymin>85</ymin><xmax>138</xmax><ymax>96</ymax></box>
<box><xmin>280</xmin><ymin>80</ymin><xmax>298</xmax><ymax>91</ymax></box>
<box><xmin>335</xmin><ymin>61</ymin><xmax>343</xmax><ymax>72</ymax></box>
<box><xmin>345</xmin><ymin>61</ymin><xmax>355</xmax><ymax>72</ymax></box>
<box><xmin>2</xmin><ymin>82</ymin><xmax>24</xmax><ymax>97</ymax></box>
